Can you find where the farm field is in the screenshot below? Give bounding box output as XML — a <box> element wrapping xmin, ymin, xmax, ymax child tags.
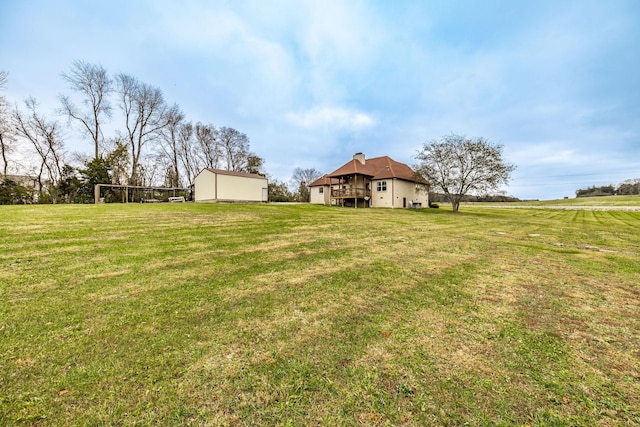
<box><xmin>1</xmin><ymin>203</ymin><xmax>639</xmax><ymax>426</ymax></box>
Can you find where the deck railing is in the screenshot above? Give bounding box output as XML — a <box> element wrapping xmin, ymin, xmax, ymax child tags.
<box><xmin>331</xmin><ymin>188</ymin><xmax>371</xmax><ymax>198</ymax></box>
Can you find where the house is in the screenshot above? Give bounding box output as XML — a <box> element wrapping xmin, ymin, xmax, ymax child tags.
<box><xmin>194</xmin><ymin>168</ymin><xmax>268</xmax><ymax>203</ymax></box>
<box><xmin>309</xmin><ymin>153</ymin><xmax>429</xmax><ymax>208</ymax></box>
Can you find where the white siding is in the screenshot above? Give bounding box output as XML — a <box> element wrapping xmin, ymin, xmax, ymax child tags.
<box><xmin>194</xmin><ymin>170</ymin><xmax>268</xmax><ymax>202</ymax></box>
<box><xmin>216</xmin><ymin>173</ymin><xmax>266</xmax><ymax>202</ymax></box>
<box><xmin>371</xmin><ymin>179</ymin><xmax>428</xmax><ymax>208</ymax></box>
<box><xmin>372</xmin><ymin>179</ymin><xmax>393</xmax><ymax>207</ymax></box>
<box><xmin>310</xmin><ymin>186</ymin><xmax>329</xmax><ymax>204</ymax></box>
<box><xmin>194</xmin><ymin>171</ymin><xmax>217</xmax><ymax>201</ymax></box>
<box><xmin>392</xmin><ymin>179</ymin><xmax>428</xmax><ymax>208</ymax></box>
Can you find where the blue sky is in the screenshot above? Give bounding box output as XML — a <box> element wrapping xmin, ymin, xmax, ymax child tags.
<box><xmin>2</xmin><ymin>0</ymin><xmax>639</xmax><ymax>199</ymax></box>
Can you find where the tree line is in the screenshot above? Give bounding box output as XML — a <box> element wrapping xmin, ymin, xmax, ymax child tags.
<box><xmin>576</xmin><ymin>179</ymin><xmax>640</xmax><ymax>198</ymax></box>
<box><xmin>0</xmin><ymin>62</ymin><xmax>264</xmax><ymax>203</ymax></box>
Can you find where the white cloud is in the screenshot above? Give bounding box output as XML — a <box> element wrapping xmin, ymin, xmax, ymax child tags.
<box><xmin>509</xmin><ymin>143</ymin><xmax>587</xmax><ymax>167</ymax></box>
<box><xmin>285</xmin><ymin>107</ymin><xmax>375</xmax><ymax>129</ymax></box>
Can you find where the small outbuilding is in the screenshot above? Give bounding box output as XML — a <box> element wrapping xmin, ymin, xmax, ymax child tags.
<box><xmin>194</xmin><ymin>168</ymin><xmax>268</xmax><ymax>203</ymax></box>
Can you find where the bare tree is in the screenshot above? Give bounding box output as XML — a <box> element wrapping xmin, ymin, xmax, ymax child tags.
<box><xmin>157</xmin><ymin>103</ymin><xmax>184</xmax><ymax>187</ymax></box>
<box><xmin>0</xmin><ymin>127</ymin><xmax>14</xmax><ymax>176</ymax></box>
<box><xmin>139</xmin><ymin>153</ymin><xmax>163</xmax><ymax>187</ymax></box>
<box><xmin>291</xmin><ymin>167</ymin><xmax>323</xmax><ymax>202</ymax></box>
<box><xmin>59</xmin><ymin>61</ymin><xmax>112</xmax><ymax>159</ymax></box>
<box><xmin>195</xmin><ymin>122</ymin><xmax>220</xmax><ymax>169</ymax></box>
<box><xmin>0</xmin><ymin>70</ymin><xmax>13</xmax><ymax>176</ymax></box>
<box><xmin>0</xmin><ymin>71</ymin><xmax>7</xmax><ymax>112</ymax></box>
<box><xmin>218</xmin><ymin>126</ymin><xmax>250</xmax><ymax>172</ymax></box>
<box><xmin>414</xmin><ymin>133</ymin><xmax>515</xmax><ymax>212</ymax></box>
<box><xmin>0</xmin><ymin>70</ymin><xmax>7</xmax><ymax>94</ymax></box>
<box><xmin>176</xmin><ymin>122</ymin><xmax>200</xmax><ymax>187</ymax></box>
<box><xmin>13</xmin><ymin>98</ymin><xmax>65</xmax><ymax>195</ymax></box>
<box><xmin>191</xmin><ymin>124</ymin><xmax>260</xmax><ymax>176</ymax></box>
<box><xmin>114</xmin><ymin>74</ymin><xmax>168</xmax><ymax>185</ymax></box>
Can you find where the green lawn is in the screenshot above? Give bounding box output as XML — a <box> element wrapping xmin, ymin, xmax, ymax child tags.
<box><xmin>1</xmin><ymin>203</ymin><xmax>639</xmax><ymax>426</ymax></box>
<box><xmin>468</xmin><ymin>194</ymin><xmax>640</xmax><ymax>207</ymax></box>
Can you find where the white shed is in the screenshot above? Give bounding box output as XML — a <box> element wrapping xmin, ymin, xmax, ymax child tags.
<box><xmin>194</xmin><ymin>168</ymin><xmax>268</xmax><ymax>203</ymax></box>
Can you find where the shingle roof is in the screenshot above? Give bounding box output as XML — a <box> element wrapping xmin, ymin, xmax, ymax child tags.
<box><xmin>326</xmin><ymin>156</ymin><xmax>427</xmax><ymax>184</ymax></box>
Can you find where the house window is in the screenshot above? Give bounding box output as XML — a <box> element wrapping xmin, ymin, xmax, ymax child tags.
<box><xmin>318</xmin><ymin>187</ymin><xmax>323</xmax><ymax>193</ymax></box>
<box><xmin>376</xmin><ymin>181</ymin><xmax>387</xmax><ymax>192</ymax></box>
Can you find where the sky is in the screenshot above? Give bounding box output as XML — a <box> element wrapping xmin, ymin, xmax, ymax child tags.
<box><xmin>1</xmin><ymin>0</ymin><xmax>639</xmax><ymax>200</ymax></box>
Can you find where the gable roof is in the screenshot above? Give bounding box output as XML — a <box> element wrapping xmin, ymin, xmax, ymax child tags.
<box><xmin>200</xmin><ymin>168</ymin><xmax>267</xmax><ymax>180</ymax></box>
<box><xmin>327</xmin><ymin>156</ymin><xmax>427</xmax><ymax>184</ymax></box>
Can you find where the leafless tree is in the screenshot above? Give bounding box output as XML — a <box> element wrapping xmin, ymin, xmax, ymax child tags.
<box><xmin>0</xmin><ymin>119</ymin><xmax>11</xmax><ymax>177</ymax></box>
<box><xmin>291</xmin><ymin>167</ymin><xmax>323</xmax><ymax>202</ymax></box>
<box><xmin>414</xmin><ymin>133</ymin><xmax>515</xmax><ymax>212</ymax></box>
<box><xmin>114</xmin><ymin>73</ymin><xmax>168</xmax><ymax>185</ymax></box>
<box><xmin>13</xmin><ymin>98</ymin><xmax>65</xmax><ymax>195</ymax></box>
<box><xmin>176</xmin><ymin>122</ymin><xmax>200</xmax><ymax>187</ymax></box>
<box><xmin>157</xmin><ymin>103</ymin><xmax>184</xmax><ymax>187</ymax></box>
<box><xmin>0</xmin><ymin>70</ymin><xmax>13</xmax><ymax>176</ymax></box>
<box><xmin>0</xmin><ymin>136</ymin><xmax>12</xmax><ymax>177</ymax></box>
<box><xmin>59</xmin><ymin>61</ymin><xmax>112</xmax><ymax>159</ymax></box>
<box><xmin>139</xmin><ymin>152</ymin><xmax>164</xmax><ymax>187</ymax></box>
<box><xmin>218</xmin><ymin>126</ymin><xmax>250</xmax><ymax>172</ymax></box>
<box><xmin>194</xmin><ymin>122</ymin><xmax>220</xmax><ymax>169</ymax></box>
<box><xmin>291</xmin><ymin>167</ymin><xmax>323</xmax><ymax>187</ymax></box>
<box><xmin>0</xmin><ymin>70</ymin><xmax>7</xmax><ymax>93</ymax></box>
<box><xmin>162</xmin><ymin>164</ymin><xmax>178</xmax><ymax>188</ymax></box>
<box><xmin>0</xmin><ymin>71</ymin><xmax>7</xmax><ymax>112</ymax></box>
<box><xmin>192</xmin><ymin>124</ymin><xmax>260</xmax><ymax>176</ymax></box>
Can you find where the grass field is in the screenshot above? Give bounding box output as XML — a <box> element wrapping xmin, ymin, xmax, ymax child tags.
<box><xmin>468</xmin><ymin>194</ymin><xmax>640</xmax><ymax>207</ymax></box>
<box><xmin>1</xmin><ymin>203</ymin><xmax>639</xmax><ymax>426</ymax></box>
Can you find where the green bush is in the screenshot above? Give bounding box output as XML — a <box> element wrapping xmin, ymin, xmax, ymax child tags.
<box><xmin>0</xmin><ymin>179</ymin><xmax>33</xmax><ymax>204</ymax></box>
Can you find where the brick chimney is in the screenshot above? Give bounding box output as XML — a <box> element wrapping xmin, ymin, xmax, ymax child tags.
<box><xmin>353</xmin><ymin>152</ymin><xmax>365</xmax><ymax>165</ymax></box>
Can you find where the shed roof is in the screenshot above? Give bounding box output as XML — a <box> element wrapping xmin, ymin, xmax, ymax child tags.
<box><xmin>201</xmin><ymin>168</ymin><xmax>267</xmax><ymax>180</ymax></box>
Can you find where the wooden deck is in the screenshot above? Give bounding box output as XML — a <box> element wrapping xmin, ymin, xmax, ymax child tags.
<box><xmin>331</xmin><ymin>188</ymin><xmax>371</xmax><ymax>198</ymax></box>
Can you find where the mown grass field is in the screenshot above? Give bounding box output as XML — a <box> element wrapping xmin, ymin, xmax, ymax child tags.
<box><xmin>469</xmin><ymin>194</ymin><xmax>640</xmax><ymax>207</ymax></box>
<box><xmin>1</xmin><ymin>203</ymin><xmax>639</xmax><ymax>426</ymax></box>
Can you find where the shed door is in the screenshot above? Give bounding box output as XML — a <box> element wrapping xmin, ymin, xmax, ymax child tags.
<box><xmin>262</xmin><ymin>188</ymin><xmax>268</xmax><ymax>202</ymax></box>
